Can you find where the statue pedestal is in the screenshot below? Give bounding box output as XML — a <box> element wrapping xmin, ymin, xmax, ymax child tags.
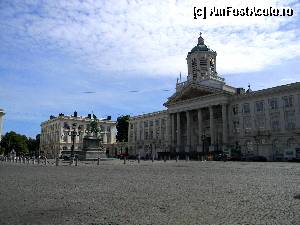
<box><xmin>79</xmin><ymin>136</ymin><xmax>106</xmax><ymax>161</ymax></box>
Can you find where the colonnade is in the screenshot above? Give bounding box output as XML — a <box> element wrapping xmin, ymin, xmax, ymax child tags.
<box><xmin>167</xmin><ymin>104</ymin><xmax>228</xmax><ymax>153</ymax></box>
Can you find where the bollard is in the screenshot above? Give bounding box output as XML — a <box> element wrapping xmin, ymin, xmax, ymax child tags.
<box><xmin>55</xmin><ymin>157</ymin><xmax>59</xmax><ymax>166</ymax></box>
<box><xmin>176</xmin><ymin>155</ymin><xmax>179</xmax><ymax>162</ymax></box>
<box><xmin>37</xmin><ymin>157</ymin><xmax>40</xmax><ymax>165</ymax></box>
<box><xmin>75</xmin><ymin>157</ymin><xmax>78</xmax><ymax>166</ymax></box>
<box><xmin>152</xmin><ymin>155</ymin><xmax>154</xmax><ymax>163</ymax></box>
<box><xmin>186</xmin><ymin>155</ymin><xmax>189</xmax><ymax>161</ymax></box>
<box><xmin>97</xmin><ymin>157</ymin><xmax>100</xmax><ymax>165</ymax></box>
<box><xmin>32</xmin><ymin>157</ymin><xmax>35</xmax><ymax>165</ymax></box>
<box><xmin>69</xmin><ymin>157</ymin><xmax>74</xmax><ymax>166</ymax></box>
<box><xmin>123</xmin><ymin>157</ymin><xmax>126</xmax><ymax>164</ymax></box>
<box><xmin>44</xmin><ymin>157</ymin><xmax>47</xmax><ymax>165</ymax></box>
<box><xmin>23</xmin><ymin>157</ymin><xmax>25</xmax><ymax>164</ymax></box>
<box><xmin>138</xmin><ymin>155</ymin><xmax>140</xmax><ymax>164</ymax></box>
<box><xmin>27</xmin><ymin>158</ymin><xmax>29</xmax><ymax>164</ymax></box>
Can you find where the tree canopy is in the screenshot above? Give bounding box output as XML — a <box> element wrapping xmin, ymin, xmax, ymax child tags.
<box><xmin>0</xmin><ymin>132</ymin><xmax>40</xmax><ymax>156</ymax></box>
<box><xmin>116</xmin><ymin>115</ymin><xmax>130</xmax><ymax>142</ymax></box>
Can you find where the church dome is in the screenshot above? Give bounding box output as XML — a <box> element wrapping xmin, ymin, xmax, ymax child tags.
<box><xmin>188</xmin><ymin>33</ymin><xmax>213</xmax><ymax>54</ymax></box>
<box><xmin>189</xmin><ymin>44</ymin><xmax>210</xmax><ymax>53</ymax></box>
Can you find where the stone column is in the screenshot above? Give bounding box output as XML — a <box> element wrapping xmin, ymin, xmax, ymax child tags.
<box><xmin>222</xmin><ymin>104</ymin><xmax>228</xmax><ymax>146</ymax></box>
<box><xmin>176</xmin><ymin>112</ymin><xmax>181</xmax><ymax>152</ymax></box>
<box><xmin>103</xmin><ymin>132</ymin><xmax>107</xmax><ymax>144</ymax></box>
<box><xmin>186</xmin><ymin>111</ymin><xmax>191</xmax><ymax>152</ymax></box>
<box><xmin>141</xmin><ymin>120</ymin><xmax>145</xmax><ymax>140</ymax></box>
<box><xmin>159</xmin><ymin>118</ymin><xmax>162</xmax><ymax>140</ymax></box>
<box><xmin>171</xmin><ymin>114</ymin><xmax>175</xmax><ymax>147</ymax></box>
<box><xmin>209</xmin><ymin>106</ymin><xmax>215</xmax><ymax>151</ymax></box>
<box><xmin>166</xmin><ymin>114</ymin><xmax>171</xmax><ymax>145</ymax></box>
<box><xmin>136</xmin><ymin>121</ymin><xmax>140</xmax><ymax>141</ymax></box>
<box><xmin>153</xmin><ymin>119</ymin><xmax>156</xmax><ymax>140</ymax></box>
<box><xmin>197</xmin><ymin>109</ymin><xmax>203</xmax><ymax>152</ymax></box>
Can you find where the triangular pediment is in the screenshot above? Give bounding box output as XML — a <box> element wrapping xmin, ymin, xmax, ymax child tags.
<box><xmin>164</xmin><ymin>83</ymin><xmax>222</xmax><ymax>106</ymax></box>
<box><xmin>177</xmin><ymin>87</ymin><xmax>213</xmax><ymax>101</ymax></box>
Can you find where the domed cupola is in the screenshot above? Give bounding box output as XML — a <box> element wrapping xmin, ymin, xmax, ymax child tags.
<box><xmin>188</xmin><ymin>32</ymin><xmax>212</xmax><ymax>53</ymax></box>
<box><xmin>186</xmin><ymin>33</ymin><xmax>223</xmax><ymax>83</ymax></box>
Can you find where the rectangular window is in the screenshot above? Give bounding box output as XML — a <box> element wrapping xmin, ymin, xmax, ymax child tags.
<box><xmin>283</xmin><ymin>96</ymin><xmax>294</xmax><ymax>108</ymax></box>
<box><xmin>270</xmin><ymin>113</ymin><xmax>280</xmax><ymax>131</ymax></box>
<box><xmin>255</xmin><ymin>101</ymin><xmax>264</xmax><ymax>112</ymax></box>
<box><xmin>144</xmin><ymin>121</ymin><xmax>148</xmax><ymax>127</ymax></box>
<box><xmin>271</xmin><ymin>120</ymin><xmax>280</xmax><ymax>131</ymax></box>
<box><xmin>150</xmin><ymin>131</ymin><xmax>153</xmax><ymax>139</ymax></box>
<box><xmin>285</xmin><ymin>111</ymin><xmax>295</xmax><ymax>130</ymax></box>
<box><xmin>243</xmin><ymin>116</ymin><xmax>252</xmax><ymax>130</ymax></box>
<box><xmin>232</xmin><ymin>104</ymin><xmax>239</xmax><ymax>115</ymax></box>
<box><xmin>255</xmin><ymin>115</ymin><xmax>265</xmax><ymax>129</ymax></box>
<box><xmin>243</xmin><ymin>103</ymin><xmax>250</xmax><ymax>114</ymax></box>
<box><xmin>233</xmin><ymin>120</ymin><xmax>240</xmax><ymax>133</ymax></box>
<box><xmin>269</xmin><ymin>98</ymin><xmax>278</xmax><ymax>110</ymax></box>
<box><xmin>149</xmin><ymin>121</ymin><xmax>153</xmax><ymax>126</ymax></box>
<box><xmin>155</xmin><ymin>120</ymin><xmax>160</xmax><ymax>126</ymax></box>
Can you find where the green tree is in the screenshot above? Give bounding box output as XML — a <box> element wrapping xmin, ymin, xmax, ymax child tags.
<box><xmin>116</xmin><ymin>115</ymin><xmax>130</xmax><ymax>142</ymax></box>
<box><xmin>0</xmin><ymin>131</ymin><xmax>29</xmax><ymax>155</ymax></box>
<box><xmin>26</xmin><ymin>134</ymin><xmax>40</xmax><ymax>156</ymax></box>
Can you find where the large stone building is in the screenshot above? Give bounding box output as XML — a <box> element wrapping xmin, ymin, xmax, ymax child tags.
<box><xmin>128</xmin><ymin>34</ymin><xmax>300</xmax><ymax>161</ymax></box>
<box><xmin>40</xmin><ymin>112</ymin><xmax>117</xmax><ymax>158</ymax></box>
<box><xmin>0</xmin><ymin>108</ymin><xmax>5</xmax><ymax>142</ymax></box>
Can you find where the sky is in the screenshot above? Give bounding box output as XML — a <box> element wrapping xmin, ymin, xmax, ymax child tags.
<box><xmin>0</xmin><ymin>0</ymin><xmax>300</xmax><ymax>137</ymax></box>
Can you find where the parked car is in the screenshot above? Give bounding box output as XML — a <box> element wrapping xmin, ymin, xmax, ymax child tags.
<box><xmin>247</xmin><ymin>156</ymin><xmax>267</xmax><ymax>162</ymax></box>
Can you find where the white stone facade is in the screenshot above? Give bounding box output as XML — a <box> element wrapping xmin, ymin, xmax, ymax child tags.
<box><xmin>128</xmin><ymin>34</ymin><xmax>300</xmax><ymax>161</ymax></box>
<box><xmin>128</xmin><ymin>111</ymin><xmax>168</xmax><ymax>159</ymax></box>
<box><xmin>40</xmin><ymin>113</ymin><xmax>117</xmax><ymax>158</ymax></box>
<box><xmin>0</xmin><ymin>108</ymin><xmax>5</xmax><ymax>142</ymax></box>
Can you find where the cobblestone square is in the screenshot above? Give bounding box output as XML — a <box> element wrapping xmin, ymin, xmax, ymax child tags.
<box><xmin>0</xmin><ymin>160</ymin><xmax>299</xmax><ymax>225</ymax></box>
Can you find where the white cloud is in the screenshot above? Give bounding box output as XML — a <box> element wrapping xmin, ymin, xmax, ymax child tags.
<box><xmin>1</xmin><ymin>0</ymin><xmax>300</xmax><ymax>76</ymax></box>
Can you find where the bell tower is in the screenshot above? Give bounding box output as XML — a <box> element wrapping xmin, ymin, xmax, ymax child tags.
<box><xmin>186</xmin><ymin>33</ymin><xmax>223</xmax><ymax>83</ymax></box>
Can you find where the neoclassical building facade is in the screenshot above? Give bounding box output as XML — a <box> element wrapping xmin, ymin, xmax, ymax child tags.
<box><xmin>40</xmin><ymin>112</ymin><xmax>117</xmax><ymax>158</ymax></box>
<box><xmin>0</xmin><ymin>108</ymin><xmax>5</xmax><ymax>142</ymax></box>
<box><xmin>128</xmin><ymin>34</ymin><xmax>300</xmax><ymax>161</ymax></box>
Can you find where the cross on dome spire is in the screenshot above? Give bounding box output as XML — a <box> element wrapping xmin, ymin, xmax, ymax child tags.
<box><xmin>198</xmin><ymin>32</ymin><xmax>204</xmax><ymax>45</ymax></box>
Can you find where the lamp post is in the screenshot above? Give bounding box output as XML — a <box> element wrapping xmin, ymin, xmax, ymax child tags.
<box><xmin>65</xmin><ymin>123</ymin><xmax>83</xmax><ymax>165</ymax></box>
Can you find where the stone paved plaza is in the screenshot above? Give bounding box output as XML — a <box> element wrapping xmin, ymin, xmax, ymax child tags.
<box><xmin>0</xmin><ymin>160</ymin><xmax>299</xmax><ymax>225</ymax></box>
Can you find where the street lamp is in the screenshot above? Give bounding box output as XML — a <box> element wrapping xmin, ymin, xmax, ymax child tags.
<box><xmin>65</xmin><ymin>123</ymin><xmax>84</xmax><ymax>165</ymax></box>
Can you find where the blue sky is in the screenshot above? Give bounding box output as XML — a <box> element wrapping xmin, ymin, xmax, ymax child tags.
<box><xmin>0</xmin><ymin>0</ymin><xmax>300</xmax><ymax>137</ymax></box>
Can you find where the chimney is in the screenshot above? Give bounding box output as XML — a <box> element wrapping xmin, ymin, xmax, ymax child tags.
<box><xmin>74</xmin><ymin>111</ymin><xmax>78</xmax><ymax>117</ymax></box>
